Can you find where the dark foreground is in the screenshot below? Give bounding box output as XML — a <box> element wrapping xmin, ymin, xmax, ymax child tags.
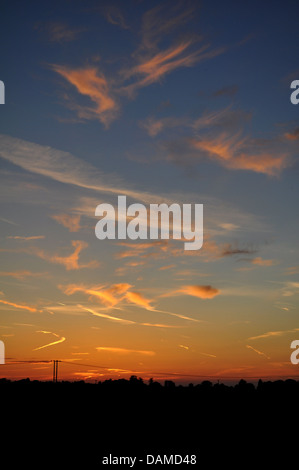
<box><xmin>1</xmin><ymin>377</ymin><xmax>298</xmax><ymax>467</ymax></box>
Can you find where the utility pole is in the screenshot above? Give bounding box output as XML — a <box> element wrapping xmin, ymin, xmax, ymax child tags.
<box><xmin>53</xmin><ymin>360</ymin><xmax>59</xmax><ymax>382</ymax></box>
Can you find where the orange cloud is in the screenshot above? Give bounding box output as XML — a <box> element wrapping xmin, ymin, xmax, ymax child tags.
<box><xmin>284</xmin><ymin>266</ymin><xmax>299</xmax><ymax>275</ymax></box>
<box><xmin>33</xmin><ymin>331</ymin><xmax>66</xmax><ymax>350</ymax></box>
<box><xmin>0</xmin><ymin>299</ymin><xmax>37</xmax><ymax>313</ymax></box>
<box><xmin>7</xmin><ymin>235</ymin><xmax>45</xmax><ymax>240</ymax></box>
<box><xmin>125</xmin><ymin>291</ymin><xmax>153</xmax><ymax>309</ymax></box>
<box><xmin>251</xmin><ymin>257</ymin><xmax>277</xmax><ymax>267</ymax></box>
<box><xmin>191</xmin><ymin>133</ymin><xmax>289</xmax><ymax>176</ymax></box>
<box><xmin>51</xmin><ymin>213</ymin><xmax>81</xmax><ymax>232</ymax></box>
<box><xmin>248</xmin><ymin>328</ymin><xmax>299</xmax><ymax>341</ymax></box>
<box><xmin>246</xmin><ymin>345</ymin><xmax>270</xmax><ymax>359</ymax></box>
<box><xmin>82</xmin><ymin>306</ymin><xmax>179</xmax><ymax>329</ymax></box>
<box><xmin>81</xmin><ymin>306</ymin><xmax>136</xmax><ymax>325</ymax></box>
<box><xmin>0</xmin><ymin>270</ymin><xmax>47</xmax><ymax>280</ymax></box>
<box><xmin>179</xmin><ymin>285</ymin><xmax>220</xmax><ymax>299</ymax></box>
<box><xmin>61</xmin><ymin>283</ymin><xmax>154</xmax><ymax>312</ymax></box>
<box><xmin>96</xmin><ymin>346</ymin><xmax>155</xmax><ymax>356</ymax></box>
<box><xmin>284</xmin><ymin>128</ymin><xmax>299</xmax><ymax>140</ymax></box>
<box><xmin>62</xmin><ymin>283</ymin><xmax>132</xmax><ymax>307</ymax></box>
<box><xmin>51</xmin><ymin>65</ymin><xmax>118</xmax><ymax>126</ymax></box>
<box><xmin>32</xmin><ymin>240</ymin><xmax>97</xmax><ymax>270</ymax></box>
<box><xmin>122</xmin><ymin>42</ymin><xmax>223</xmax><ymax>95</ymax></box>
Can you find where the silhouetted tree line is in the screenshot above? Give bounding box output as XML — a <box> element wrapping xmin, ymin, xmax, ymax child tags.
<box><xmin>1</xmin><ymin>376</ymin><xmax>298</xmax><ymax>466</ymax></box>
<box><xmin>1</xmin><ymin>374</ymin><xmax>299</xmax><ymax>394</ymax></box>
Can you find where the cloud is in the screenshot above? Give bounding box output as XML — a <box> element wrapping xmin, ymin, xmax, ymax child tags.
<box><xmin>62</xmin><ymin>282</ymin><xmax>154</xmax><ymax>311</ymax></box>
<box><xmin>51</xmin><ymin>65</ymin><xmax>118</xmax><ymax>127</ymax></box>
<box><xmin>281</xmin><ymin>281</ymin><xmax>299</xmax><ymax>297</ymax></box>
<box><xmin>212</xmin><ymin>84</ymin><xmax>239</xmax><ymax>98</ymax></box>
<box><xmin>103</xmin><ymin>5</ymin><xmax>129</xmax><ymax>29</ymax></box>
<box><xmin>0</xmin><ymin>134</ymin><xmax>164</xmax><ymax>204</ymax></box>
<box><xmin>284</xmin><ymin>266</ymin><xmax>299</xmax><ymax>276</ymax></box>
<box><xmin>96</xmin><ymin>346</ymin><xmax>155</xmax><ymax>356</ymax></box>
<box><xmin>120</xmin><ymin>3</ymin><xmax>224</xmax><ymax>96</ymax></box>
<box><xmin>80</xmin><ymin>305</ymin><xmax>136</xmax><ymax>325</ymax></box>
<box><xmin>36</xmin><ymin>21</ymin><xmax>85</xmax><ymax>43</ymax></box>
<box><xmin>251</xmin><ymin>257</ymin><xmax>277</xmax><ymax>267</ymax></box>
<box><xmin>138</xmin><ymin>3</ymin><xmax>196</xmax><ymax>52</ymax></box>
<box><xmin>7</xmin><ymin>235</ymin><xmax>45</xmax><ymax>240</ymax></box>
<box><xmin>81</xmin><ymin>305</ymin><xmax>179</xmax><ymax>329</ymax></box>
<box><xmin>190</xmin><ymin>133</ymin><xmax>289</xmax><ymax>176</ymax></box>
<box><xmin>61</xmin><ymin>283</ymin><xmax>199</xmax><ymax>324</ymax></box>
<box><xmin>0</xmin><ymin>299</ymin><xmax>37</xmax><ymax>313</ymax></box>
<box><xmin>199</xmin><ymin>351</ymin><xmax>217</xmax><ymax>358</ymax></box>
<box><xmin>33</xmin><ymin>331</ymin><xmax>66</xmax><ymax>350</ymax></box>
<box><xmin>284</xmin><ymin>127</ymin><xmax>299</xmax><ymax>140</ymax></box>
<box><xmin>51</xmin><ymin>213</ymin><xmax>81</xmax><ymax>232</ymax></box>
<box><xmin>162</xmin><ymin>284</ymin><xmax>220</xmax><ymax>300</ymax></box>
<box><xmin>140</xmin><ymin>107</ymin><xmax>251</xmax><ymax>139</ymax></box>
<box><xmin>32</xmin><ymin>240</ymin><xmax>98</xmax><ymax>271</ymax></box>
<box><xmin>0</xmin><ymin>270</ymin><xmax>47</xmax><ymax>280</ymax></box>
<box><xmin>140</xmin><ymin>116</ymin><xmax>187</xmax><ymax>137</ymax></box>
<box><xmin>62</xmin><ymin>283</ymin><xmax>132</xmax><ymax>307</ymax></box>
<box><xmin>246</xmin><ymin>344</ymin><xmax>270</xmax><ymax>359</ymax></box>
<box><xmin>179</xmin><ymin>285</ymin><xmax>220</xmax><ymax>299</ymax></box>
<box><xmin>0</xmin><ymin>216</ymin><xmax>18</xmax><ymax>226</ymax></box>
<box><xmin>220</xmin><ymin>243</ymin><xmax>257</xmax><ymax>257</ymax></box>
<box><xmin>248</xmin><ymin>328</ymin><xmax>299</xmax><ymax>341</ymax></box>
<box><xmin>125</xmin><ymin>291</ymin><xmax>153</xmax><ymax>309</ymax></box>
<box><xmin>122</xmin><ymin>41</ymin><xmax>224</xmax><ymax>96</ymax></box>
<box><xmin>219</xmin><ymin>223</ymin><xmax>240</xmax><ymax>232</ymax></box>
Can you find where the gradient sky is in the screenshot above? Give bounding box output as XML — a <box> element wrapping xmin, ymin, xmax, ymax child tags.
<box><xmin>0</xmin><ymin>0</ymin><xmax>299</xmax><ymax>383</ymax></box>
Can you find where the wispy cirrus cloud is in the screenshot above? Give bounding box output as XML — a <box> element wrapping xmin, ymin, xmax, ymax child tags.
<box><xmin>36</xmin><ymin>21</ymin><xmax>85</xmax><ymax>43</ymax></box>
<box><xmin>61</xmin><ymin>282</ymin><xmax>155</xmax><ymax>311</ymax></box>
<box><xmin>96</xmin><ymin>346</ymin><xmax>155</xmax><ymax>356</ymax></box>
<box><xmin>140</xmin><ymin>107</ymin><xmax>250</xmax><ymax>138</ymax></box>
<box><xmin>31</xmin><ymin>240</ymin><xmax>98</xmax><ymax>271</ymax></box>
<box><xmin>60</xmin><ymin>282</ymin><xmax>200</xmax><ymax>324</ymax></box>
<box><xmin>0</xmin><ymin>134</ymin><xmax>163</xmax><ymax>204</ymax></box>
<box><xmin>284</xmin><ymin>127</ymin><xmax>299</xmax><ymax>140</ymax></box>
<box><xmin>246</xmin><ymin>344</ymin><xmax>270</xmax><ymax>359</ymax></box>
<box><xmin>61</xmin><ymin>283</ymin><xmax>132</xmax><ymax>307</ymax></box>
<box><xmin>189</xmin><ymin>133</ymin><xmax>289</xmax><ymax>176</ymax></box>
<box><xmin>250</xmin><ymin>257</ymin><xmax>277</xmax><ymax>267</ymax></box>
<box><xmin>50</xmin><ymin>2</ymin><xmax>223</xmax><ymax>121</ymax></box>
<box><xmin>120</xmin><ymin>3</ymin><xmax>214</xmax><ymax>95</ymax></box>
<box><xmin>0</xmin><ymin>299</ymin><xmax>37</xmax><ymax>313</ymax></box>
<box><xmin>212</xmin><ymin>84</ymin><xmax>239</xmax><ymax>98</ymax></box>
<box><xmin>33</xmin><ymin>331</ymin><xmax>66</xmax><ymax>351</ymax></box>
<box><xmin>121</xmin><ymin>41</ymin><xmax>223</xmax><ymax>96</ymax></box>
<box><xmin>248</xmin><ymin>328</ymin><xmax>299</xmax><ymax>341</ymax></box>
<box><xmin>125</xmin><ymin>291</ymin><xmax>153</xmax><ymax>309</ymax></box>
<box><xmin>7</xmin><ymin>235</ymin><xmax>45</xmax><ymax>241</ymax></box>
<box><xmin>51</xmin><ymin>65</ymin><xmax>119</xmax><ymax>127</ymax></box>
<box><xmin>81</xmin><ymin>305</ymin><xmax>180</xmax><ymax>329</ymax></box>
<box><xmin>51</xmin><ymin>213</ymin><xmax>81</xmax><ymax>232</ymax></box>
<box><xmin>102</xmin><ymin>5</ymin><xmax>129</xmax><ymax>30</ymax></box>
<box><xmin>0</xmin><ymin>270</ymin><xmax>48</xmax><ymax>280</ymax></box>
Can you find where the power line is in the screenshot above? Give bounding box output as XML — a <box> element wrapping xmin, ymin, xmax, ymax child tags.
<box><xmin>3</xmin><ymin>359</ymin><xmax>299</xmax><ymax>381</ymax></box>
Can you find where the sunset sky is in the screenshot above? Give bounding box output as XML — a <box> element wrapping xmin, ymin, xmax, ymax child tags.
<box><xmin>0</xmin><ymin>0</ymin><xmax>299</xmax><ymax>383</ymax></box>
